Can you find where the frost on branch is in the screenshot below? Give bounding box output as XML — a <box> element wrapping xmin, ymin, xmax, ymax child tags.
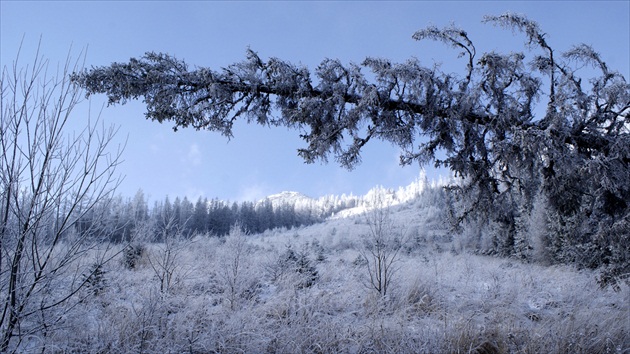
<box><xmin>72</xmin><ymin>13</ymin><xmax>630</xmax><ymax>288</ymax></box>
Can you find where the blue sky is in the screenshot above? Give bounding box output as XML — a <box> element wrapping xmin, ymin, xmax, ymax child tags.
<box><xmin>2</xmin><ymin>1</ymin><xmax>628</xmax><ymax>203</ymax></box>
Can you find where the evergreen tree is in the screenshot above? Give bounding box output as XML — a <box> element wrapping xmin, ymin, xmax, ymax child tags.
<box><xmin>256</xmin><ymin>199</ymin><xmax>275</xmax><ymax>232</ymax></box>
<box><xmin>192</xmin><ymin>197</ymin><xmax>208</xmax><ymax>235</ymax></box>
<box><xmin>131</xmin><ymin>189</ymin><xmax>149</xmax><ymax>225</ymax></box>
<box><xmin>238</xmin><ymin>201</ymin><xmax>258</xmax><ymax>234</ymax></box>
<box><xmin>208</xmin><ymin>198</ymin><xmax>234</xmax><ymax>236</ymax></box>
<box><xmin>73</xmin><ymin>14</ymin><xmax>630</xmax><ymax>288</ymax></box>
<box><xmin>179</xmin><ymin>196</ymin><xmax>194</xmax><ymax>235</ymax></box>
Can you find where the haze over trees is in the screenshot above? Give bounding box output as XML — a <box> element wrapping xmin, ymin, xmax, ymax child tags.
<box><xmin>73</xmin><ymin>13</ymin><xmax>629</xmax><ymax>287</ymax></box>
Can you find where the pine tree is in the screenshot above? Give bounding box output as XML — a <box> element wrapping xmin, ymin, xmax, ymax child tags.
<box><xmin>192</xmin><ymin>197</ymin><xmax>208</xmax><ymax>235</ymax></box>
<box><xmin>73</xmin><ymin>13</ymin><xmax>629</xmax><ymax>288</ymax></box>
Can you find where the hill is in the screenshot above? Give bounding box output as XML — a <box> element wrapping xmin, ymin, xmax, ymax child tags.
<box><xmin>31</xmin><ymin>182</ymin><xmax>629</xmax><ymax>353</ymax></box>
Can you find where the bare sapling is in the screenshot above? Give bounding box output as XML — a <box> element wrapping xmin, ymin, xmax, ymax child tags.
<box><xmin>0</xmin><ymin>43</ymin><xmax>123</xmax><ymax>352</ymax></box>
<box><xmin>359</xmin><ymin>188</ymin><xmax>406</xmax><ymax>298</ymax></box>
<box><xmin>145</xmin><ymin>211</ymin><xmax>189</xmax><ymax>294</ymax></box>
<box><xmin>219</xmin><ymin>222</ymin><xmax>251</xmax><ymax>310</ymax></box>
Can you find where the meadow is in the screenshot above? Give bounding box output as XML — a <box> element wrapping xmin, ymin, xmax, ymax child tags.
<box><xmin>43</xmin><ymin>193</ymin><xmax>628</xmax><ymax>353</ymax></box>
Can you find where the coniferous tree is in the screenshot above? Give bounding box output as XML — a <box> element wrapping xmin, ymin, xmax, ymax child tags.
<box><xmin>239</xmin><ymin>201</ymin><xmax>257</xmax><ymax>234</ymax></box>
<box><xmin>192</xmin><ymin>197</ymin><xmax>208</xmax><ymax>234</ymax></box>
<box><xmin>179</xmin><ymin>196</ymin><xmax>194</xmax><ymax>235</ymax></box>
<box><xmin>73</xmin><ymin>13</ymin><xmax>629</xmax><ymax>288</ymax></box>
<box><xmin>256</xmin><ymin>199</ymin><xmax>274</xmax><ymax>233</ymax></box>
<box><xmin>208</xmin><ymin>198</ymin><xmax>234</xmax><ymax>236</ymax></box>
<box><xmin>131</xmin><ymin>189</ymin><xmax>149</xmax><ymax>225</ymax></box>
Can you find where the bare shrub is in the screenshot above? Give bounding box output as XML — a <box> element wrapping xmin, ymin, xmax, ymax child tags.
<box><xmin>359</xmin><ymin>188</ymin><xmax>406</xmax><ymax>297</ymax></box>
<box><xmin>146</xmin><ymin>215</ymin><xmax>189</xmax><ymax>294</ymax></box>
<box><xmin>218</xmin><ymin>223</ymin><xmax>257</xmax><ymax>309</ymax></box>
<box><xmin>0</xmin><ymin>45</ymin><xmax>122</xmax><ymax>352</ymax></box>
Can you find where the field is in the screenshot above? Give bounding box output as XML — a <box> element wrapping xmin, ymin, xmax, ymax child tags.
<box><xmin>42</xmin><ymin>196</ymin><xmax>629</xmax><ymax>353</ymax></box>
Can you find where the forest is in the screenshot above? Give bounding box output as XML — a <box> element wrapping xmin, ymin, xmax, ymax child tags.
<box><xmin>78</xmin><ymin>190</ymin><xmax>329</xmax><ymax>243</ymax></box>
<box><xmin>75</xmin><ymin>179</ymin><xmax>428</xmax><ymax>242</ymax></box>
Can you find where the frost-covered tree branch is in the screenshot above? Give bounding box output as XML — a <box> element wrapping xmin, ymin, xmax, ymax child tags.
<box><xmin>72</xmin><ymin>13</ymin><xmax>629</xmax><ymax>287</ymax></box>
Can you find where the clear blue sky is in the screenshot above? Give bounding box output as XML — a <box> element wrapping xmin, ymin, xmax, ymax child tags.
<box><xmin>2</xmin><ymin>1</ymin><xmax>628</xmax><ymax>202</ymax></box>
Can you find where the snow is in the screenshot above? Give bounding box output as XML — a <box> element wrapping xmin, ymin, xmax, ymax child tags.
<box><xmin>10</xmin><ymin>178</ymin><xmax>629</xmax><ymax>353</ymax></box>
<box><xmin>260</xmin><ymin>191</ymin><xmax>313</xmax><ymax>208</ymax></box>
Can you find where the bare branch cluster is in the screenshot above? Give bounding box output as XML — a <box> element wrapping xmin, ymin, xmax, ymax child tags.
<box><xmin>359</xmin><ymin>189</ymin><xmax>405</xmax><ymax>297</ymax></box>
<box><xmin>1</xmin><ymin>45</ymin><xmax>123</xmax><ymax>351</ymax></box>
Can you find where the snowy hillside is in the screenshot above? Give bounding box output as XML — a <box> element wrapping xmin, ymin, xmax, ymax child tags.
<box><xmin>7</xmin><ymin>172</ymin><xmax>628</xmax><ymax>353</ymax></box>
<box><xmin>262</xmin><ymin>191</ymin><xmax>313</xmax><ymax>208</ymax></box>
<box><xmin>40</xmin><ymin>184</ymin><xmax>628</xmax><ymax>353</ymax></box>
<box><xmin>257</xmin><ymin>171</ymin><xmax>447</xmax><ymax>220</ymax></box>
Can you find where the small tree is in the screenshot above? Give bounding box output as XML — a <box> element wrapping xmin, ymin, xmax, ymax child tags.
<box><xmin>0</xmin><ymin>45</ymin><xmax>123</xmax><ymax>352</ymax></box>
<box><xmin>359</xmin><ymin>188</ymin><xmax>404</xmax><ymax>297</ymax></box>
<box><xmin>218</xmin><ymin>222</ymin><xmax>251</xmax><ymax>310</ymax></box>
<box><xmin>145</xmin><ymin>212</ymin><xmax>187</xmax><ymax>294</ymax></box>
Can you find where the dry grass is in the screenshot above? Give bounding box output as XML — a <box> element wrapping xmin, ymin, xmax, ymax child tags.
<box><xmin>30</xmin><ymin>202</ymin><xmax>630</xmax><ymax>353</ymax></box>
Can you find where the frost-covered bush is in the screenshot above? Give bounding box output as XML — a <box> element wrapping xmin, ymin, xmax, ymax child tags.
<box><xmin>82</xmin><ymin>263</ymin><xmax>108</xmax><ymax>296</ymax></box>
<box><xmin>217</xmin><ymin>223</ymin><xmax>262</xmax><ymax>309</ymax></box>
<box><xmin>266</xmin><ymin>244</ymin><xmax>319</xmax><ymax>289</ymax></box>
<box><xmin>123</xmin><ymin>243</ymin><xmax>145</xmax><ymax>269</ymax></box>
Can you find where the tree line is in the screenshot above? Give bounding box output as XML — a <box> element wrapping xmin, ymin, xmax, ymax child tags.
<box><xmin>75</xmin><ymin>181</ymin><xmax>433</xmax><ymax>244</ymax></box>
<box><xmin>74</xmin><ymin>190</ymin><xmax>332</xmax><ymax>243</ymax></box>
